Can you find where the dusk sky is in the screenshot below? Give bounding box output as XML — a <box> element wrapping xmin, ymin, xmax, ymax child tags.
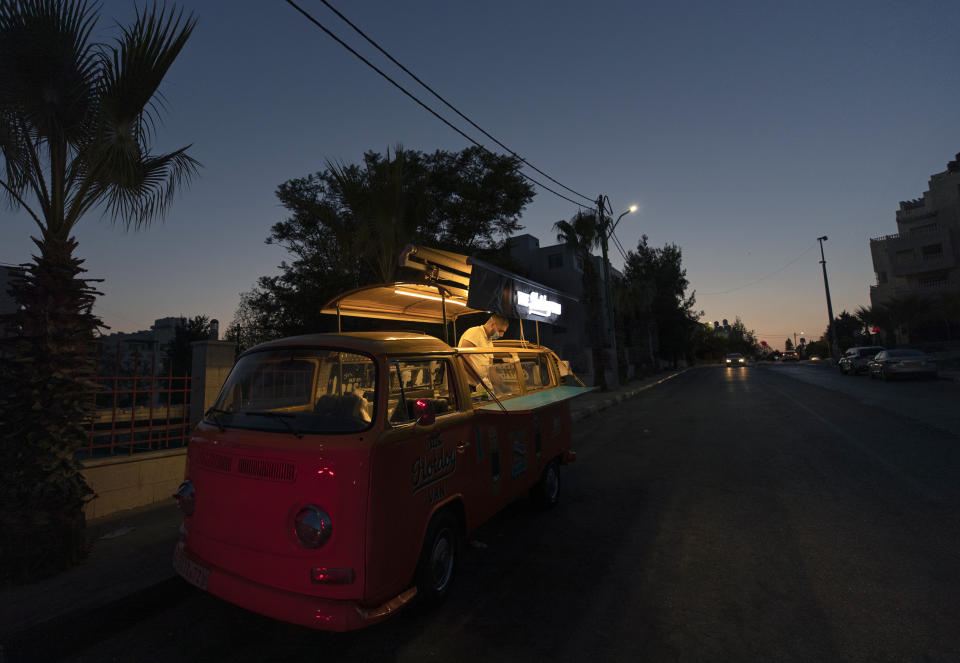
<box><xmin>3</xmin><ymin>0</ymin><xmax>959</xmax><ymax>351</ymax></box>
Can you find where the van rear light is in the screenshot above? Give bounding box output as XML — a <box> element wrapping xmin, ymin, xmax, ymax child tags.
<box><xmin>311</xmin><ymin>567</ymin><xmax>355</xmax><ymax>584</ymax></box>
<box><xmin>173</xmin><ymin>480</ymin><xmax>195</xmax><ymax>516</ymax></box>
<box><xmin>294</xmin><ymin>505</ymin><xmax>332</xmax><ymax>548</ymax></box>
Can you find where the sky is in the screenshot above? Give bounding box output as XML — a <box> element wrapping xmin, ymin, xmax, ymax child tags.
<box><xmin>3</xmin><ymin>0</ymin><xmax>959</xmax><ymax>351</ymax></box>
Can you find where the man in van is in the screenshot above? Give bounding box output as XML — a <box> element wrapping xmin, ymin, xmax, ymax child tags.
<box><xmin>458</xmin><ymin>313</ymin><xmax>509</xmax><ymax>390</ymax></box>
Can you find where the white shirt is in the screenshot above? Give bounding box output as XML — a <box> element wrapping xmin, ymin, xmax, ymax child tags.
<box><xmin>459</xmin><ymin>324</ymin><xmax>492</xmax><ymax>348</ymax></box>
<box><xmin>458</xmin><ymin>325</ymin><xmax>493</xmax><ymax>383</ymax></box>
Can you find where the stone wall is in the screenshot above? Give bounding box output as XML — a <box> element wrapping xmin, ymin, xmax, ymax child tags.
<box><xmin>81</xmin><ymin>448</ymin><xmax>187</xmax><ymax>520</ymax></box>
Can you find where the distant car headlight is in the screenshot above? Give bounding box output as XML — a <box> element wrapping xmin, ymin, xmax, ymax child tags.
<box><xmin>726</xmin><ymin>359</ymin><xmax>732</xmax><ymax>364</ymax></box>
<box><xmin>738</xmin><ymin>358</ymin><xmax>745</xmax><ymax>363</ymax></box>
<box><xmin>294</xmin><ymin>505</ymin><xmax>332</xmax><ymax>548</ymax></box>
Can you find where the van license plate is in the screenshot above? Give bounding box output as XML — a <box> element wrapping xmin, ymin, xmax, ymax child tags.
<box><xmin>174</xmin><ymin>545</ymin><xmax>210</xmax><ymax>591</ymax></box>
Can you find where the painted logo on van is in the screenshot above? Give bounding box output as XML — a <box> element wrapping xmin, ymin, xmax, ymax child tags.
<box><xmin>411</xmin><ymin>435</ymin><xmax>456</xmax><ymax>492</ymax></box>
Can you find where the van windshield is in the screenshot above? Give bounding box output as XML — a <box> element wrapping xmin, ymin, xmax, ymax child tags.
<box><xmin>207</xmin><ymin>349</ymin><xmax>377</xmax><ymax>435</ymax></box>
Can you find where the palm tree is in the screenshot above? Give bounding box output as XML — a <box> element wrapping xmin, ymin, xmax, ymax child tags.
<box><xmin>325</xmin><ymin>146</ymin><xmax>425</xmax><ymax>283</ymax></box>
<box><xmin>554</xmin><ymin>211</ymin><xmax>607</xmax><ymax>390</ymax></box>
<box><xmin>0</xmin><ymin>0</ymin><xmax>198</xmax><ymax>581</ymax></box>
<box><xmin>884</xmin><ymin>295</ymin><xmax>930</xmax><ymax>344</ymax></box>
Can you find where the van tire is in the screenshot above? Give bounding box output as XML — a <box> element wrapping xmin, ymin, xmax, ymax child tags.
<box><xmin>532</xmin><ymin>459</ymin><xmax>560</xmax><ymax>509</ymax></box>
<box><xmin>415</xmin><ymin>511</ymin><xmax>460</xmax><ymax>605</ymax></box>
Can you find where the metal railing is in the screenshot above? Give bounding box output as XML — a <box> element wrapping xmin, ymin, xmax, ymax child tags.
<box><xmin>80</xmin><ymin>341</ymin><xmax>192</xmax><ymax>459</ymax></box>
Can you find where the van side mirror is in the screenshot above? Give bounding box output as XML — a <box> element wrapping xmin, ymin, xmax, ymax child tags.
<box><xmin>413</xmin><ymin>398</ymin><xmax>436</xmax><ymax>426</ymax></box>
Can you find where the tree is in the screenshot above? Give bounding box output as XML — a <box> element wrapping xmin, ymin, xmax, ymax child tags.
<box><xmin>623</xmin><ymin>235</ymin><xmax>700</xmax><ymax>368</ymax></box>
<box><xmin>164</xmin><ymin>315</ymin><xmax>213</xmax><ymax>377</ymax></box>
<box><xmin>832</xmin><ymin>310</ymin><xmax>867</xmax><ymax>351</ymax></box>
<box><xmin>785</xmin><ymin>338</ymin><xmax>794</xmax><ymax>351</ymax></box>
<box><xmin>554</xmin><ymin>210</ymin><xmax>607</xmax><ymax>389</ymax></box>
<box><xmin>0</xmin><ymin>0</ymin><xmax>198</xmax><ymax>581</ymax></box>
<box><xmin>235</xmin><ymin>145</ymin><xmax>533</xmax><ymax>341</ymax></box>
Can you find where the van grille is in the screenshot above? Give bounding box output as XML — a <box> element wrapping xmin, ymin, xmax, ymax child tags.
<box><xmin>193</xmin><ymin>447</ymin><xmax>296</xmax><ymax>483</ymax></box>
<box><xmin>194</xmin><ymin>449</ymin><xmax>233</xmax><ymax>473</ymax></box>
<box><xmin>236</xmin><ymin>457</ymin><xmax>297</xmax><ymax>483</ymax></box>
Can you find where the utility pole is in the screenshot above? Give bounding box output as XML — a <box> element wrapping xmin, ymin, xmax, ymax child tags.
<box><xmin>817</xmin><ymin>235</ymin><xmax>839</xmax><ymax>360</ymax></box>
<box><xmin>596</xmin><ymin>195</ymin><xmax>615</xmax><ymax>345</ymax></box>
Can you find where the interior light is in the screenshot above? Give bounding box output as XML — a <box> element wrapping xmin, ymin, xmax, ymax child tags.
<box><xmin>393</xmin><ymin>289</ymin><xmax>467</xmax><ymax>306</ymax></box>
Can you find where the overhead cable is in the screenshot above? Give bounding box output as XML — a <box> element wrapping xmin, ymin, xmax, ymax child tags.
<box><xmin>699</xmin><ymin>244</ymin><xmax>818</xmax><ymax>296</ymax></box>
<box><xmin>317</xmin><ymin>0</ymin><xmax>596</xmax><ymax>206</ymax></box>
<box><xmin>284</xmin><ymin>0</ymin><xmax>592</xmax><ymax>210</ymax></box>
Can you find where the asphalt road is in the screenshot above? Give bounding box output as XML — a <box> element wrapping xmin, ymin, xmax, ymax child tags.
<box><xmin>57</xmin><ymin>365</ymin><xmax>960</xmax><ymax>662</ymax></box>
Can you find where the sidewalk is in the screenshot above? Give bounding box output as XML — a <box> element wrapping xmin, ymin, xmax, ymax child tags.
<box><xmin>0</xmin><ymin>368</ymin><xmax>685</xmax><ymax>650</ymax></box>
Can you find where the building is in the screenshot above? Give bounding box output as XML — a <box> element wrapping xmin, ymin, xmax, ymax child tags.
<box><xmin>870</xmin><ymin>153</ymin><xmax>960</xmax><ymax>308</ymax></box>
<box><xmin>507</xmin><ymin>234</ymin><xmax>623</xmax><ymax>385</ymax></box>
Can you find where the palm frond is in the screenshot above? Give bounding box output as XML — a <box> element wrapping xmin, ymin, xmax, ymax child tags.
<box><xmin>82</xmin><ymin>145</ymin><xmax>199</xmax><ymax>229</ymax></box>
<box><xmin>98</xmin><ymin>3</ymin><xmax>196</xmax><ymax>145</ymax></box>
<box><xmin>0</xmin><ymin>0</ymin><xmax>100</xmax><ymax>147</ymax></box>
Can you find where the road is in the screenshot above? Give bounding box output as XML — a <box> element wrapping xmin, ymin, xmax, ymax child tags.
<box><xmin>56</xmin><ymin>365</ymin><xmax>960</xmax><ymax>662</ymax></box>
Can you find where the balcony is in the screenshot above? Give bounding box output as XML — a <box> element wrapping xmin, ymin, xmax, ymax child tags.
<box><xmin>872</xmin><ymin>275</ymin><xmax>960</xmax><ymax>303</ymax></box>
<box><xmin>871</xmin><ymin>223</ymin><xmax>944</xmax><ymax>244</ymax></box>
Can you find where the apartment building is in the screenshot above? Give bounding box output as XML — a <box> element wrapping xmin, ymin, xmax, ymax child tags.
<box><xmin>507</xmin><ymin>234</ymin><xmax>621</xmax><ymax>384</ymax></box>
<box><xmin>870</xmin><ymin>153</ymin><xmax>960</xmax><ymax>307</ymax></box>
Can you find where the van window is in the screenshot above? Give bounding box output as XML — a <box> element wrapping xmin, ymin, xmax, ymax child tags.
<box><xmin>461</xmin><ymin>351</ymin><xmax>522</xmax><ymax>402</ymax></box>
<box><xmin>388</xmin><ymin>358</ymin><xmax>458</xmax><ymax>424</ymax></box>
<box><xmin>519</xmin><ymin>354</ymin><xmax>553</xmax><ymax>391</ymax></box>
<box><xmin>208</xmin><ymin>349</ymin><xmax>376</xmax><ymax>434</ymax></box>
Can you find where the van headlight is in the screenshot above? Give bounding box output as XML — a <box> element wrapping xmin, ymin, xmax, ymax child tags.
<box><xmin>294</xmin><ymin>505</ymin><xmax>332</xmax><ymax>548</ymax></box>
<box><xmin>173</xmin><ymin>480</ymin><xmax>195</xmax><ymax>516</ymax></box>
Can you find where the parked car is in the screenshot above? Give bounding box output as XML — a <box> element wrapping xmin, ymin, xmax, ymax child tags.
<box><xmin>781</xmin><ymin>350</ymin><xmax>799</xmax><ymax>362</ymax></box>
<box><xmin>838</xmin><ymin>345</ymin><xmax>885</xmax><ymax>375</ymax></box>
<box><xmin>868</xmin><ymin>348</ymin><xmax>938</xmax><ymax>381</ymax></box>
<box><xmin>725</xmin><ymin>352</ymin><xmax>746</xmax><ymax>366</ymax></box>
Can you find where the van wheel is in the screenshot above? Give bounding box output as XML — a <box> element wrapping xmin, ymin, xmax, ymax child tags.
<box><xmin>532</xmin><ymin>459</ymin><xmax>560</xmax><ymax>509</ymax></box>
<box><xmin>415</xmin><ymin>511</ymin><xmax>460</xmax><ymax>605</ymax></box>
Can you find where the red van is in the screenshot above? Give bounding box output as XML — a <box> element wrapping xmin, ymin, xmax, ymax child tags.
<box><xmin>173</xmin><ymin>331</ymin><xmax>590</xmax><ymax>630</ymax></box>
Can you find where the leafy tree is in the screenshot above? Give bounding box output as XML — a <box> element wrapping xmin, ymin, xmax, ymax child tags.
<box><xmin>805</xmin><ymin>339</ymin><xmax>828</xmax><ymax>357</ymax></box>
<box><xmin>164</xmin><ymin>316</ymin><xmax>212</xmax><ymax>376</ymax></box>
<box><xmin>726</xmin><ymin>318</ymin><xmax>761</xmax><ymax>357</ymax></box>
<box><xmin>689</xmin><ymin>322</ymin><xmax>727</xmax><ymax>362</ymax></box>
<box><xmin>613</xmin><ymin>258</ymin><xmax>656</xmax><ymax>376</ymax></box>
<box><xmin>0</xmin><ymin>0</ymin><xmax>198</xmax><ymax>581</ymax></box>
<box><xmin>785</xmin><ymin>338</ymin><xmax>794</xmax><ymax>351</ymax></box>
<box><xmin>234</xmin><ymin>145</ymin><xmax>534</xmax><ymax>341</ymax></box>
<box><xmin>831</xmin><ymin>310</ymin><xmax>867</xmax><ymax>351</ymax></box>
<box><xmin>554</xmin><ymin>210</ymin><xmax>607</xmax><ymax>389</ymax></box>
<box><xmin>623</xmin><ymin>235</ymin><xmax>700</xmax><ymax>368</ymax></box>
<box><xmin>688</xmin><ymin>318</ymin><xmax>760</xmax><ymax>362</ymax></box>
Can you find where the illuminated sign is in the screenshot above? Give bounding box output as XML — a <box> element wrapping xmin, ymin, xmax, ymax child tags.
<box><xmin>466</xmin><ymin>257</ymin><xmax>573</xmax><ymax>324</ymax></box>
<box><xmin>515</xmin><ymin>290</ymin><xmax>562</xmax><ymax>318</ymax></box>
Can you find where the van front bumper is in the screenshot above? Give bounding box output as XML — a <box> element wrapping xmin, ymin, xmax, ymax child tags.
<box><xmin>172</xmin><ymin>538</ymin><xmax>415</xmax><ymax>631</ymax></box>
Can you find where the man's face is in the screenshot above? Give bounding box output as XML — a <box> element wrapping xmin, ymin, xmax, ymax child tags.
<box><xmin>489</xmin><ymin>320</ymin><xmax>508</xmax><ymax>339</ymax></box>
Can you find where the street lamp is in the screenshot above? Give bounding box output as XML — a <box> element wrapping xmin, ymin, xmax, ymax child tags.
<box><xmin>817</xmin><ymin>236</ymin><xmax>840</xmax><ymax>360</ymax></box>
<box><xmin>611</xmin><ymin>204</ymin><xmax>638</xmax><ymax>236</ymax></box>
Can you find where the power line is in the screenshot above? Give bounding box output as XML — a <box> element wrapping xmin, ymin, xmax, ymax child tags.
<box><xmin>317</xmin><ymin>0</ymin><xmax>596</xmax><ymax>206</ymax></box>
<box><xmin>284</xmin><ymin>0</ymin><xmax>593</xmax><ymax>210</ymax></box>
<box><xmin>611</xmin><ymin>231</ymin><xmax>629</xmax><ymax>263</ymax></box>
<box><xmin>699</xmin><ymin>244</ymin><xmax>817</xmax><ymax>296</ymax></box>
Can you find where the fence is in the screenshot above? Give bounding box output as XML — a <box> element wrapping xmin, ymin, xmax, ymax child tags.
<box><xmin>79</xmin><ymin>341</ymin><xmax>192</xmax><ymax>460</ymax></box>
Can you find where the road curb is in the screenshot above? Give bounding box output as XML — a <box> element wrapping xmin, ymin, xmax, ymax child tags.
<box><xmin>571</xmin><ymin>368</ymin><xmax>687</xmax><ymax>423</ymax></box>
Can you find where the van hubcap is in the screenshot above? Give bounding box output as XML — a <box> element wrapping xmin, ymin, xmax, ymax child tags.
<box><xmin>429</xmin><ymin>531</ymin><xmax>454</xmax><ymax>591</ymax></box>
